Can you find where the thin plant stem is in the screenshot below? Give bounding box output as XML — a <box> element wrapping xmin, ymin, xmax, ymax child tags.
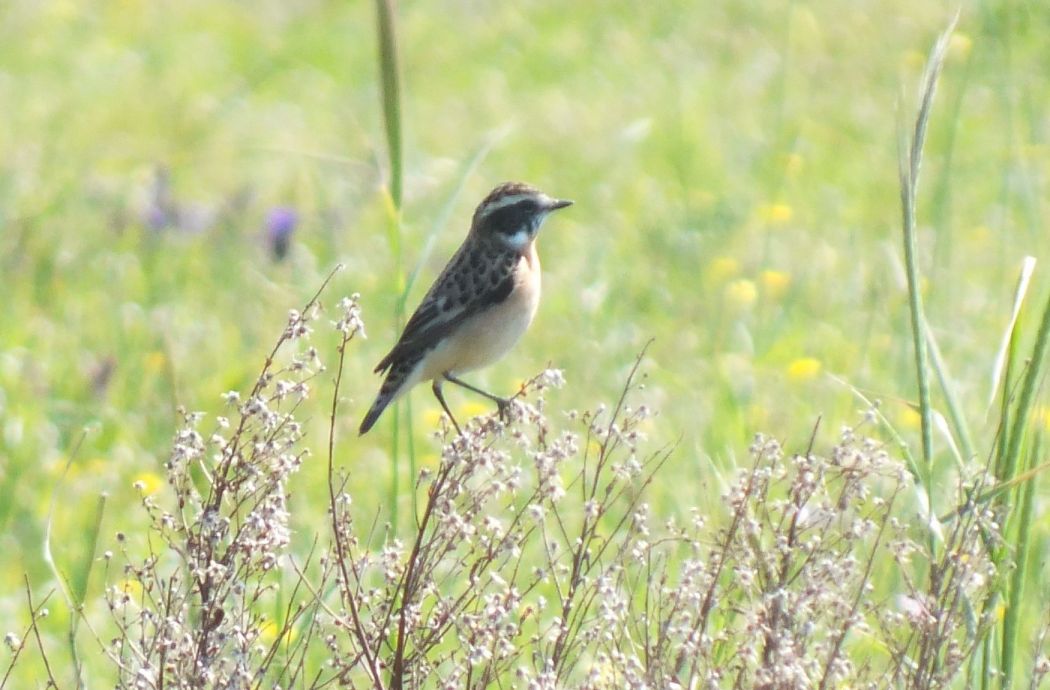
<box><xmin>1002</xmin><ymin>433</ymin><xmax>1040</xmax><ymax>688</ymax></box>
<box><xmin>897</xmin><ymin>13</ymin><xmax>958</xmax><ymax>533</ymax></box>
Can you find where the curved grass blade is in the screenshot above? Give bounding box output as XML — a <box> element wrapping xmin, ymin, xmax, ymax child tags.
<box><xmin>987</xmin><ymin>256</ymin><xmax>1036</xmax><ymax>416</ymax></box>
<box><xmin>925</xmin><ymin>317</ymin><xmax>976</xmax><ymax>465</ymax></box>
<box><xmin>42</xmin><ymin>430</ymin><xmax>105</xmax><ymax>689</ymax></box>
<box><xmin>1000</xmin><ymin>289</ymin><xmax>1050</xmax><ymax>485</ymax></box>
<box><xmin>397</xmin><ymin>128</ymin><xmax>509</xmax><ymax>313</ymax></box>
<box><xmin>897</xmin><ymin>13</ymin><xmax>959</xmax><ymax>490</ymax></box>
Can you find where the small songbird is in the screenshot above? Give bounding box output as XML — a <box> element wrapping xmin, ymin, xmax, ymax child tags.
<box><xmin>359</xmin><ymin>182</ymin><xmax>572</xmax><ymax>435</ymax></box>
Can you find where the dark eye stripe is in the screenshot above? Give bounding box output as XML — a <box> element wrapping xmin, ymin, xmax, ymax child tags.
<box><xmin>484</xmin><ymin>200</ymin><xmax>537</xmax><ymax>235</ymax></box>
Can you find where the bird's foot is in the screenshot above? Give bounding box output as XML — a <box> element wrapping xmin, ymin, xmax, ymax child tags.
<box><xmin>495</xmin><ymin>397</ymin><xmax>513</xmax><ymax>423</ymax></box>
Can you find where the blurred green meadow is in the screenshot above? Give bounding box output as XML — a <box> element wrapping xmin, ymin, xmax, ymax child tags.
<box><xmin>3</xmin><ymin>0</ymin><xmax>1050</xmax><ymax>684</ymax></box>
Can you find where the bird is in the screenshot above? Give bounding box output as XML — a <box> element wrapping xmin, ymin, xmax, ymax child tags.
<box><xmin>359</xmin><ymin>181</ymin><xmax>572</xmax><ymax>435</ymax></box>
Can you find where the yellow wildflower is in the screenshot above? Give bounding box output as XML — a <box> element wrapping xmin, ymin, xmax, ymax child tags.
<box><xmin>459</xmin><ymin>401</ymin><xmax>491</xmax><ymax>420</ymax></box>
<box><xmin>707</xmin><ymin>256</ymin><xmax>740</xmax><ymax>285</ymax></box>
<box><xmin>1035</xmin><ymin>406</ymin><xmax>1050</xmax><ymax>430</ymax></box>
<box><xmin>258</xmin><ymin>620</ymin><xmax>279</xmax><ymax>646</ymax></box>
<box><xmin>132</xmin><ymin>472</ymin><xmax>164</xmax><ymax>496</ymax></box>
<box><xmin>423</xmin><ymin>407</ymin><xmax>444</xmax><ymax>428</ymax></box>
<box><xmin>760</xmin><ymin>270</ymin><xmax>791</xmax><ymax>299</ymax></box>
<box><xmin>144</xmin><ymin>351</ymin><xmax>166</xmax><ymax>374</ymax></box>
<box><xmin>786</xmin><ymin>357</ymin><xmax>821</xmax><ymax>382</ymax></box>
<box><xmin>758</xmin><ymin>203</ymin><xmax>793</xmax><ymax>225</ymax></box>
<box><xmin>948</xmin><ymin>33</ymin><xmax>972</xmax><ymax>62</ymax></box>
<box><xmin>258</xmin><ymin>619</ymin><xmax>298</xmax><ymax>646</ymax></box>
<box><xmin>725</xmin><ymin>279</ymin><xmax>757</xmax><ymax>310</ymax></box>
<box><xmin>119</xmin><ymin>579</ymin><xmax>144</xmax><ymax>601</ymax></box>
<box><xmin>899</xmin><ymin>406</ymin><xmax>922</xmax><ymax>430</ymax></box>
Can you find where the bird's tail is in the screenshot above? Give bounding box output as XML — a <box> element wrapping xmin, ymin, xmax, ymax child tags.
<box><xmin>358</xmin><ymin>394</ymin><xmax>392</xmax><ymax>435</ymax></box>
<box><xmin>358</xmin><ymin>358</ymin><xmax>419</xmax><ymax>435</ymax></box>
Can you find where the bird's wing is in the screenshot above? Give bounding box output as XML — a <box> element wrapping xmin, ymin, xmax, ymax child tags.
<box><xmin>374</xmin><ymin>244</ymin><xmax>517</xmax><ymax>374</ymax></box>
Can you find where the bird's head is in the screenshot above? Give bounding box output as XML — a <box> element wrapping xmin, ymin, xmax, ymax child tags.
<box><xmin>470</xmin><ymin>181</ymin><xmax>572</xmax><ymax>251</ymax></box>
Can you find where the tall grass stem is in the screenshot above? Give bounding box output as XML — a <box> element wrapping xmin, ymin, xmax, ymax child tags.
<box><xmin>375</xmin><ymin>0</ymin><xmax>408</xmax><ymax>527</ymax></box>
<box><xmin>898</xmin><ymin>14</ymin><xmax>957</xmax><ymax>509</ymax></box>
<box><xmin>1002</xmin><ymin>433</ymin><xmax>1040</xmax><ymax>688</ymax></box>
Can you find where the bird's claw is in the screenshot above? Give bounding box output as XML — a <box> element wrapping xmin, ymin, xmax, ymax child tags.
<box><xmin>495</xmin><ymin>397</ymin><xmax>512</xmax><ymax>423</ymax></box>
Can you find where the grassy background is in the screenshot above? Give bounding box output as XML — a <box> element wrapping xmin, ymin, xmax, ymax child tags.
<box><xmin>2</xmin><ymin>0</ymin><xmax>1049</xmax><ymax>683</ymax></box>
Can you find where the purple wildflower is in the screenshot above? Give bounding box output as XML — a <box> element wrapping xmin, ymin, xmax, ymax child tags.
<box><xmin>266</xmin><ymin>207</ymin><xmax>298</xmax><ymax>261</ymax></box>
<box><xmin>143</xmin><ymin>167</ymin><xmax>174</xmax><ymax>231</ymax></box>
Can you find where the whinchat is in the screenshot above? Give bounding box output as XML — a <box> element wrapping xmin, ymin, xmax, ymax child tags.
<box><xmin>359</xmin><ymin>181</ymin><xmax>572</xmax><ymax>435</ymax></box>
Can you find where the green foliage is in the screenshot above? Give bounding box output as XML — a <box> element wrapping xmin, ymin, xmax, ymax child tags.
<box><xmin>895</xmin><ymin>13</ymin><xmax>1050</xmax><ymax>689</ymax></box>
<box><xmin>2</xmin><ymin>0</ymin><xmax>1050</xmax><ymax>686</ymax></box>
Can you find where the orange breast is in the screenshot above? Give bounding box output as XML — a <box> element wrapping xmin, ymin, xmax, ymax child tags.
<box><xmin>420</xmin><ymin>244</ymin><xmax>541</xmax><ymax>380</ymax></box>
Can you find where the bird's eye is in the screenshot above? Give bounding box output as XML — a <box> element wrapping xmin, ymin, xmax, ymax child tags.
<box><xmin>482</xmin><ymin>199</ymin><xmax>536</xmax><ymax>236</ymax></box>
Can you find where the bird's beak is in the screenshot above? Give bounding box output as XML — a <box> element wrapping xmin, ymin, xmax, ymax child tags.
<box><xmin>548</xmin><ymin>198</ymin><xmax>573</xmax><ymax>211</ymax></box>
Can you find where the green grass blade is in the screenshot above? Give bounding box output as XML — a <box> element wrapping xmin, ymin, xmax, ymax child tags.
<box><xmin>988</xmin><ymin>256</ymin><xmax>1036</xmax><ymax>416</ymax></box>
<box><xmin>405</xmin><ymin>396</ymin><xmax>415</xmax><ymax>517</ymax></box>
<box><xmin>924</xmin><ymin>319</ymin><xmax>976</xmax><ymax>465</ymax></box>
<box><xmin>1001</xmin><ymin>433</ymin><xmax>1039</xmax><ymax>689</ymax></box>
<box><xmin>42</xmin><ymin>434</ymin><xmax>92</xmax><ymax>601</ymax></box>
<box><xmin>898</xmin><ymin>16</ymin><xmax>957</xmax><ymax>478</ymax></box>
<box><xmin>41</xmin><ymin>478</ymin><xmax>74</xmax><ymax>689</ymax></box>
<box><xmin>374</xmin><ymin>0</ymin><xmax>407</xmax><ymax>527</ymax></box>
<box><xmin>929</xmin><ymin>404</ymin><xmax>965</xmax><ymax>469</ymax></box>
<box><xmin>66</xmin><ymin>492</ymin><xmax>105</xmax><ymax>688</ymax></box>
<box><xmin>1000</xmin><ymin>289</ymin><xmax>1050</xmax><ymax>484</ymax></box>
<box><xmin>375</xmin><ymin>0</ymin><xmax>402</xmax><ymax>209</ymax></box>
<box><xmin>389</xmin><ymin>388</ymin><xmax>402</xmax><ymax>530</ymax></box>
<box><xmin>830</xmin><ymin>374</ymin><xmax>921</xmax><ymax>483</ymax></box>
<box><xmin>938</xmin><ymin>459</ymin><xmax>1050</xmax><ymax>522</ymax></box>
<box><xmin>389</xmin><ymin>132</ymin><xmax>506</xmax><ymax>519</ymax></box>
<box><xmin>42</xmin><ymin>432</ymin><xmax>104</xmax><ymax>688</ymax></box>
<box><xmin>70</xmin><ymin>493</ymin><xmax>106</xmax><ymax>612</ymax></box>
<box><xmin>398</xmin><ymin>129</ymin><xmax>508</xmax><ymax>312</ymax></box>
<box><xmin>994</xmin><ymin>321</ymin><xmax>1019</xmax><ymax>481</ymax></box>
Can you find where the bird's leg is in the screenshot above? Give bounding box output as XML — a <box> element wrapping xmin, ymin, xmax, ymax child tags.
<box><xmin>431</xmin><ymin>379</ymin><xmax>462</xmax><ymax>435</ymax></box>
<box><xmin>443</xmin><ymin>372</ymin><xmax>512</xmax><ymax>422</ymax></box>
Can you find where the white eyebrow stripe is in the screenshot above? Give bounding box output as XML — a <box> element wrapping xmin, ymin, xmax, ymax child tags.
<box><xmin>479</xmin><ymin>193</ymin><xmax>536</xmax><ymax>215</ymax></box>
